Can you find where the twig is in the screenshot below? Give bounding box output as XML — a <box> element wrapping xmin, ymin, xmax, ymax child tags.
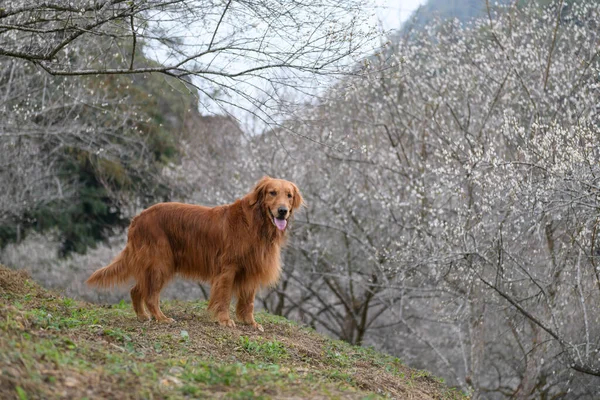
<box><xmin>543</xmin><ymin>0</ymin><xmax>564</xmax><ymax>92</ymax></box>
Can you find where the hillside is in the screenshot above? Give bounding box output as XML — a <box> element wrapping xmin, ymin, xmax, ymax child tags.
<box><xmin>399</xmin><ymin>0</ymin><xmax>512</xmax><ymax>35</ymax></box>
<box><xmin>400</xmin><ymin>0</ymin><xmax>585</xmax><ymax>34</ymax></box>
<box><xmin>0</xmin><ymin>264</ymin><xmax>465</xmax><ymax>399</ymax></box>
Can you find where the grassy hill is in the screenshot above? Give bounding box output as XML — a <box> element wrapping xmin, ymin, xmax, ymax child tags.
<box><xmin>0</xmin><ymin>265</ymin><xmax>466</xmax><ymax>399</ymax></box>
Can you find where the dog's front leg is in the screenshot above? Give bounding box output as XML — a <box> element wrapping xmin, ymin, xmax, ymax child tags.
<box><xmin>208</xmin><ymin>267</ymin><xmax>237</xmax><ymax>327</ymax></box>
<box><xmin>236</xmin><ymin>285</ymin><xmax>263</xmax><ymax>332</ymax></box>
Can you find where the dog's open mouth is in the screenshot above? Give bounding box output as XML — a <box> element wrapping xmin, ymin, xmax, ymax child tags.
<box><xmin>274</xmin><ymin>217</ymin><xmax>287</xmax><ymax>231</ymax></box>
<box><xmin>269</xmin><ymin>210</ymin><xmax>287</xmax><ymax>231</ymax></box>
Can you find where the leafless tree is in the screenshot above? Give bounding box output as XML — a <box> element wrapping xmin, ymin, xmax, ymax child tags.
<box><xmin>1</xmin><ymin>0</ymin><xmax>375</xmax><ymax>122</ymax></box>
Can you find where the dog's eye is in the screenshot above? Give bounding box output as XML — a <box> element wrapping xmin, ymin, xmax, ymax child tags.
<box><xmin>269</xmin><ymin>191</ymin><xmax>277</xmax><ymax>196</ymax></box>
<box><xmin>287</xmin><ymin>193</ymin><xmax>292</xmax><ymax>198</ymax></box>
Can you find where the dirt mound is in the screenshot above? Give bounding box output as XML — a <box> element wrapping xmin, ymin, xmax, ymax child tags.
<box><xmin>0</xmin><ymin>264</ymin><xmax>40</xmax><ymax>296</ymax></box>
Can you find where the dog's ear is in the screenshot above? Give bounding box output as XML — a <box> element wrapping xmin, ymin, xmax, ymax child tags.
<box><xmin>291</xmin><ymin>182</ymin><xmax>304</xmax><ymax>210</ymax></box>
<box><xmin>248</xmin><ymin>176</ymin><xmax>271</xmax><ymax>206</ymax></box>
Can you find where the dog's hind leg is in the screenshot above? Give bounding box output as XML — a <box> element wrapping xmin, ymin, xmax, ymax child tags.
<box><xmin>130</xmin><ymin>284</ymin><xmax>151</xmax><ymax>322</ymax></box>
<box><xmin>142</xmin><ymin>269</ymin><xmax>174</xmax><ymax>323</ymax></box>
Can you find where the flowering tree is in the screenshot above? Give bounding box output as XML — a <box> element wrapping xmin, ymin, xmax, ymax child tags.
<box><xmin>236</xmin><ymin>2</ymin><xmax>600</xmax><ymax>398</ymax></box>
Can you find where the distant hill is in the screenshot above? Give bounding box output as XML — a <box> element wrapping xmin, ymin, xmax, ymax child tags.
<box><xmin>401</xmin><ymin>0</ymin><xmax>581</xmax><ymax>33</ymax></box>
<box><xmin>401</xmin><ymin>0</ymin><xmax>512</xmax><ymax>34</ymax></box>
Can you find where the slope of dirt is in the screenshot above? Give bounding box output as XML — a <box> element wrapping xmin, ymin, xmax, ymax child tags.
<box><xmin>0</xmin><ymin>264</ymin><xmax>467</xmax><ymax>399</ymax></box>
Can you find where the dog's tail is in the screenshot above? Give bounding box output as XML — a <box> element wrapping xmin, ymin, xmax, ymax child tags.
<box><xmin>86</xmin><ymin>251</ymin><xmax>131</xmax><ymax>288</ymax></box>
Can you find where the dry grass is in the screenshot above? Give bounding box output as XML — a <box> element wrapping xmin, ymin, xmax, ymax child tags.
<box><xmin>0</xmin><ymin>264</ymin><xmax>467</xmax><ymax>399</ymax></box>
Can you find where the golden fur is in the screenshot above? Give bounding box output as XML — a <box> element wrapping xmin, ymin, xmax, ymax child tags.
<box><xmin>86</xmin><ymin>176</ymin><xmax>303</xmax><ymax>330</ymax></box>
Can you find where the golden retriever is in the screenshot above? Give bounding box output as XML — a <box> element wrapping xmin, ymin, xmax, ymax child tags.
<box><xmin>86</xmin><ymin>176</ymin><xmax>302</xmax><ymax>331</ymax></box>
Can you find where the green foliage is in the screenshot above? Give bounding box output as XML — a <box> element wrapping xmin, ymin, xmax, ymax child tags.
<box><xmin>102</xmin><ymin>328</ymin><xmax>132</xmax><ymax>343</ymax></box>
<box><xmin>239</xmin><ymin>336</ymin><xmax>289</xmax><ymax>363</ymax></box>
<box><xmin>255</xmin><ymin>312</ymin><xmax>297</xmax><ymax>327</ymax></box>
<box><xmin>15</xmin><ymin>386</ymin><xmax>27</xmax><ymax>400</ymax></box>
<box><xmin>30</xmin><ymin>156</ymin><xmax>129</xmax><ymax>256</ymax></box>
<box><xmin>0</xmin><ymin>41</ymin><xmax>199</xmax><ymax>255</ymax></box>
<box><xmin>26</xmin><ymin>306</ymin><xmax>100</xmax><ymax>330</ymax></box>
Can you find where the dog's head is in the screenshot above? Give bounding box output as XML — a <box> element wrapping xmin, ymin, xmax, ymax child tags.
<box><xmin>249</xmin><ymin>176</ymin><xmax>303</xmax><ymax>231</ymax></box>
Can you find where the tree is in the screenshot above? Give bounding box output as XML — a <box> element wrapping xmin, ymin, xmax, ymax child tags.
<box><xmin>0</xmin><ymin>41</ymin><xmax>197</xmax><ymax>253</ymax></box>
<box><xmin>1</xmin><ymin>0</ymin><xmax>375</xmax><ymax>252</ymax></box>
<box><xmin>0</xmin><ymin>0</ymin><xmax>375</xmax><ymax>123</ymax></box>
<box><xmin>230</xmin><ymin>2</ymin><xmax>600</xmax><ymax>398</ymax></box>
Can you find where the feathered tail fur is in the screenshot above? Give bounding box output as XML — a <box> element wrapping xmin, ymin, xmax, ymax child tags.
<box><xmin>86</xmin><ymin>251</ymin><xmax>131</xmax><ymax>288</ymax></box>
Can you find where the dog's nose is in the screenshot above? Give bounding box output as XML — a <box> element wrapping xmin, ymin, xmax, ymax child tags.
<box><xmin>277</xmin><ymin>207</ymin><xmax>288</xmax><ymax>217</ymax></box>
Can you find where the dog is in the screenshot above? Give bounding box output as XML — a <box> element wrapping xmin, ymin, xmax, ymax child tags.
<box><xmin>86</xmin><ymin>176</ymin><xmax>303</xmax><ymax>331</ymax></box>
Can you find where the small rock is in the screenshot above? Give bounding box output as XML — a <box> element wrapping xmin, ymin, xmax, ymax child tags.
<box><xmin>168</xmin><ymin>366</ymin><xmax>184</xmax><ymax>376</ymax></box>
<box><xmin>160</xmin><ymin>375</ymin><xmax>183</xmax><ymax>388</ymax></box>
<box><xmin>2</xmin><ymin>367</ymin><xmax>21</xmax><ymax>378</ymax></box>
<box><xmin>64</xmin><ymin>376</ymin><xmax>79</xmax><ymax>387</ymax></box>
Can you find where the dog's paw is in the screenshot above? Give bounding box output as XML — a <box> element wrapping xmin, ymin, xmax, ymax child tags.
<box><xmin>137</xmin><ymin>315</ymin><xmax>152</xmax><ymax>322</ymax></box>
<box><xmin>252</xmin><ymin>322</ymin><xmax>264</xmax><ymax>332</ymax></box>
<box><xmin>157</xmin><ymin>317</ymin><xmax>176</xmax><ymax>324</ymax></box>
<box><xmin>218</xmin><ymin>318</ymin><xmax>236</xmax><ymax>328</ymax></box>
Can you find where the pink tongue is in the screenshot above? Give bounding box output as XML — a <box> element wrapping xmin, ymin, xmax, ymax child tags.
<box><xmin>274</xmin><ymin>218</ymin><xmax>287</xmax><ymax>231</ymax></box>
